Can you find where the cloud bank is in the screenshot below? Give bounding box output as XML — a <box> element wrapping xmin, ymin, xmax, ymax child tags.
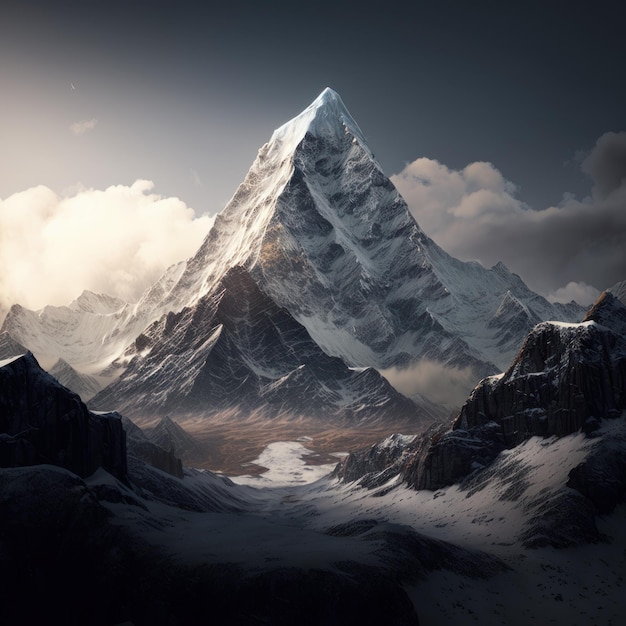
<box><xmin>381</xmin><ymin>359</ymin><xmax>477</xmax><ymax>409</ymax></box>
<box><xmin>391</xmin><ymin>131</ymin><xmax>626</xmax><ymax>304</ymax></box>
<box><xmin>0</xmin><ymin>180</ymin><xmax>213</xmax><ymax>311</ymax></box>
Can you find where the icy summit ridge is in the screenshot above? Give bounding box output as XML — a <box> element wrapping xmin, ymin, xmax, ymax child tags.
<box><xmin>270</xmin><ymin>87</ymin><xmax>371</xmax><ymax>160</ymax></box>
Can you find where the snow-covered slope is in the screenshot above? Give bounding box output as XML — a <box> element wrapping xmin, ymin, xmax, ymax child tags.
<box><xmin>0</xmin><ymin>264</ymin><xmax>189</xmax><ymax>376</ymax></box>
<box><xmin>0</xmin><ymin>331</ymin><xmax>28</xmax><ymax>360</ymax></box>
<box><xmin>90</xmin><ymin>265</ymin><xmax>431</xmax><ymax>426</ymax></box>
<box><xmin>47</xmin><ymin>358</ymin><xmax>103</xmax><ymax>401</ymax></box>
<box><xmin>138</xmin><ymin>88</ymin><xmax>584</xmax><ymax>378</ymax></box>
<box><xmin>1</xmin><ymin>292</ymin><xmax>142</xmax><ymax>374</ymax></box>
<box><xmin>3</xmin><ymin>88</ymin><xmax>585</xmax><ymax>410</ymax></box>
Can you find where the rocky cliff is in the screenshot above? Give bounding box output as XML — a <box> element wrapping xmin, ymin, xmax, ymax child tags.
<box><xmin>456</xmin><ymin>318</ymin><xmax>626</xmax><ymax>445</ymax></box>
<box><xmin>0</xmin><ymin>352</ymin><xmax>127</xmax><ymax>481</ymax></box>
<box><xmin>337</xmin><ymin>287</ymin><xmax>626</xmax><ymax>496</ymax></box>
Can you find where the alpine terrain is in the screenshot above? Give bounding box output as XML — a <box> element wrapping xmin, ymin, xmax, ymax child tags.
<box><xmin>2</xmin><ymin>89</ymin><xmax>584</xmax><ymax>443</ymax></box>
<box><xmin>1</xmin><ymin>88</ymin><xmax>625</xmax><ymax>625</ymax></box>
<box><xmin>1</xmin><ymin>283</ymin><xmax>624</xmax><ymax>625</ymax></box>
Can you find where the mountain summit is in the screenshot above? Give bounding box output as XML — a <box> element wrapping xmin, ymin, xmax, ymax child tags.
<box><xmin>155</xmin><ymin>87</ymin><xmax>584</xmax><ymax>374</ymax></box>
<box><xmin>270</xmin><ymin>87</ymin><xmax>371</xmax><ymax>160</ymax></box>
<box><xmin>5</xmin><ymin>89</ymin><xmax>585</xmax><ymax>412</ymax></box>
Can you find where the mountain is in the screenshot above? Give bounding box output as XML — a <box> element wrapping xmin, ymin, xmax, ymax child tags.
<box><xmin>0</xmin><ymin>352</ymin><xmax>126</xmax><ymax>481</ymax></box>
<box><xmin>0</xmin><ymin>350</ymin><xmax>493</xmax><ymax>626</ymax></box>
<box><xmin>90</xmin><ymin>265</ymin><xmax>427</xmax><ymax>426</ymax></box>
<box><xmin>2</xmin><ymin>89</ymin><xmax>584</xmax><ymax>426</ymax></box>
<box><xmin>48</xmin><ymin>358</ymin><xmax>103</xmax><ymax>401</ymax></box>
<box><xmin>2</xmin><ymin>89</ymin><xmax>585</xmax><ymax>415</ymax></box>
<box><xmin>141</xmin><ymin>88</ymin><xmax>584</xmax><ymax>376</ymax></box>
<box><xmin>0</xmin><ymin>272</ymin><xmax>187</xmax><ymax>376</ymax></box>
<box><xmin>147</xmin><ymin>415</ymin><xmax>207</xmax><ymax>463</ymax></box>
<box><xmin>1</xmin><ymin>289</ymin><xmax>625</xmax><ymax>625</ymax></box>
<box><xmin>335</xmin><ymin>284</ymin><xmax>626</xmax><ymax>511</ymax></box>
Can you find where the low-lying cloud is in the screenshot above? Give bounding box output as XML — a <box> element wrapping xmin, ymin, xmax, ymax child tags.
<box><xmin>391</xmin><ymin>131</ymin><xmax>626</xmax><ymax>304</ymax></box>
<box><xmin>0</xmin><ymin>180</ymin><xmax>213</xmax><ymax>311</ymax></box>
<box><xmin>380</xmin><ymin>360</ymin><xmax>478</xmax><ymax>410</ymax></box>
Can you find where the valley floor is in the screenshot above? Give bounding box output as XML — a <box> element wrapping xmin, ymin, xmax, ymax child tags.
<box><xmin>3</xmin><ymin>424</ymin><xmax>624</xmax><ymax>625</ymax></box>
<box><xmin>146</xmin><ymin>412</ymin><xmax>429</xmax><ymax>475</ymax></box>
<box><xmin>104</xmin><ymin>425</ymin><xmax>626</xmax><ymax>625</ymax></box>
<box><xmin>224</xmin><ymin>434</ymin><xmax>626</xmax><ymax>625</ymax></box>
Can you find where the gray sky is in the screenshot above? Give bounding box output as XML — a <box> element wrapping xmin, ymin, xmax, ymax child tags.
<box><xmin>0</xmin><ymin>0</ymin><xmax>624</xmax><ymax>310</ymax></box>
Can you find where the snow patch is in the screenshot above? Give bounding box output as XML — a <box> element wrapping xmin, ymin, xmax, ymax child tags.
<box><xmin>230</xmin><ymin>441</ymin><xmax>341</xmax><ymax>487</ymax></box>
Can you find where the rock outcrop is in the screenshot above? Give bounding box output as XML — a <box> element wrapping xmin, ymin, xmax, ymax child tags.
<box><xmin>0</xmin><ymin>353</ymin><xmax>127</xmax><ymax>481</ymax></box>
<box><xmin>335</xmin><ymin>287</ymin><xmax>626</xmax><ymax>495</ymax></box>
<box><xmin>566</xmin><ymin>427</ymin><xmax>626</xmax><ymax>514</ymax></box>
<box><xmin>332</xmin><ymin>432</ymin><xmax>422</xmax><ymax>489</ymax></box>
<box><xmin>456</xmin><ymin>319</ymin><xmax>626</xmax><ymax>446</ymax></box>
<box><xmin>402</xmin><ymin>421</ymin><xmax>506</xmax><ymax>491</ymax></box>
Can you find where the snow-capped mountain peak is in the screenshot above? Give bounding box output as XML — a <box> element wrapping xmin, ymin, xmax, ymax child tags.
<box><xmin>3</xmin><ymin>89</ymin><xmax>586</xmax><ymax>408</ymax></box>
<box><xmin>270</xmin><ymin>87</ymin><xmax>372</xmax><ymax>162</ymax></box>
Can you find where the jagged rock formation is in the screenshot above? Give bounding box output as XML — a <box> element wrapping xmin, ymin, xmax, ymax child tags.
<box><xmin>90</xmin><ymin>266</ymin><xmax>426</xmax><ymax>425</ymax></box>
<box><xmin>402</xmin><ymin>421</ymin><xmax>506</xmax><ymax>491</ymax></box>
<box><xmin>456</xmin><ymin>285</ymin><xmax>626</xmax><ymax>446</ymax></box>
<box><xmin>456</xmin><ymin>318</ymin><xmax>626</xmax><ymax>445</ymax></box>
<box><xmin>336</xmin><ymin>286</ymin><xmax>626</xmax><ymax>499</ymax></box>
<box><xmin>48</xmin><ymin>358</ymin><xmax>103</xmax><ymax>401</ymax></box>
<box><xmin>332</xmin><ymin>432</ymin><xmax>422</xmax><ymax>488</ymax></box>
<box><xmin>584</xmin><ymin>283</ymin><xmax>626</xmax><ymax>336</ymax></box>
<box><xmin>0</xmin><ymin>353</ymin><xmax>127</xmax><ymax>481</ymax></box>
<box><xmin>147</xmin><ymin>415</ymin><xmax>206</xmax><ymax>463</ymax></box>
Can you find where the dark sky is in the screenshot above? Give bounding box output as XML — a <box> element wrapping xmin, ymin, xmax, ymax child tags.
<box><xmin>1</xmin><ymin>0</ymin><xmax>624</xmax><ymax>307</ymax></box>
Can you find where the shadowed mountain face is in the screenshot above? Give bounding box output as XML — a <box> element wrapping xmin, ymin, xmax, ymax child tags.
<box><xmin>0</xmin><ymin>353</ymin><xmax>126</xmax><ymax>481</ymax></box>
<box><xmin>90</xmin><ymin>266</ymin><xmax>427</xmax><ymax>426</ymax></box>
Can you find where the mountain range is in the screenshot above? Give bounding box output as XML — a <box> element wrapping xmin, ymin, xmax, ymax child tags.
<box><xmin>1</xmin><ymin>88</ymin><xmax>625</xmax><ymax>625</ymax></box>
<box><xmin>1</xmin><ymin>89</ymin><xmax>585</xmax><ymax>430</ymax></box>
<box><xmin>1</xmin><ymin>280</ymin><xmax>624</xmax><ymax>625</ymax></box>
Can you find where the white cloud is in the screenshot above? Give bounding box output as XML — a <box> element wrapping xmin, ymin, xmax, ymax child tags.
<box><xmin>70</xmin><ymin>118</ymin><xmax>98</xmax><ymax>135</ymax></box>
<box><xmin>0</xmin><ymin>180</ymin><xmax>213</xmax><ymax>311</ymax></box>
<box><xmin>380</xmin><ymin>359</ymin><xmax>477</xmax><ymax>409</ymax></box>
<box><xmin>547</xmin><ymin>282</ymin><xmax>601</xmax><ymax>307</ymax></box>
<box><xmin>391</xmin><ymin>133</ymin><xmax>626</xmax><ymax>299</ymax></box>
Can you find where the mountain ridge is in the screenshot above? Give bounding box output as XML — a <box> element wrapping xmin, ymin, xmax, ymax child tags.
<box><xmin>2</xmin><ymin>88</ymin><xmax>586</xmax><ymax>413</ymax></box>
